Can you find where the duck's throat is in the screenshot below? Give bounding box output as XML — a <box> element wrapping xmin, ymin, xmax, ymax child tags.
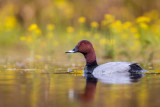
<box><xmin>84</xmin><ymin>51</ymin><xmax>98</xmax><ymax>66</ymax></box>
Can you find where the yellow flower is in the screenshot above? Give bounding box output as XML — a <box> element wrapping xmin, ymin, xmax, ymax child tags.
<box><xmin>100</xmin><ymin>38</ymin><xmax>107</xmax><ymax>45</ymax></box>
<box><xmin>28</xmin><ymin>24</ymin><xmax>38</xmax><ymax>31</ymax></box>
<box><xmin>47</xmin><ymin>24</ymin><xmax>55</xmax><ymax>30</ymax></box>
<box><xmin>35</xmin><ymin>29</ymin><xmax>41</xmax><ymax>35</ymax></box>
<box><xmin>91</xmin><ymin>21</ymin><xmax>99</xmax><ymax>28</ymax></box>
<box><xmin>136</xmin><ymin>16</ymin><xmax>151</xmax><ymax>23</ymax></box>
<box><xmin>123</xmin><ymin>21</ymin><xmax>132</xmax><ymax>29</ymax></box>
<box><xmin>35</xmin><ymin>55</ymin><xmax>42</xmax><ymax>59</ymax></box>
<box><xmin>139</xmin><ymin>23</ymin><xmax>148</xmax><ymax>29</ymax></box>
<box><xmin>110</xmin><ymin>20</ymin><xmax>122</xmax><ymax>28</ymax></box>
<box><xmin>78</xmin><ymin>17</ymin><xmax>86</xmax><ymax>23</ymax></box>
<box><xmin>66</xmin><ymin>26</ymin><xmax>74</xmax><ymax>32</ymax></box>
<box><xmin>104</xmin><ymin>14</ymin><xmax>115</xmax><ymax>23</ymax></box>
<box><xmin>20</xmin><ymin>36</ymin><xmax>26</xmax><ymax>41</ymax></box>
<box><xmin>28</xmin><ymin>24</ymin><xmax>41</xmax><ymax>34</ymax></box>
<box><xmin>130</xmin><ymin>27</ymin><xmax>138</xmax><ymax>33</ymax></box>
<box><xmin>134</xmin><ymin>33</ymin><xmax>140</xmax><ymax>39</ymax></box>
<box><xmin>110</xmin><ymin>20</ymin><xmax>123</xmax><ymax>32</ymax></box>
<box><xmin>5</xmin><ymin>16</ymin><xmax>17</xmax><ymax>29</ymax></box>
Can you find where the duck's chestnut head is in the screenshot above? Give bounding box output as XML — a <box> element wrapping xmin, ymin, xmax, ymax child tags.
<box><xmin>65</xmin><ymin>40</ymin><xmax>94</xmax><ymax>54</ymax></box>
<box><xmin>66</xmin><ymin>40</ymin><xmax>98</xmax><ymax>67</ymax></box>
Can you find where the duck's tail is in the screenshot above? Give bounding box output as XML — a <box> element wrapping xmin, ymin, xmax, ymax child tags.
<box><xmin>129</xmin><ymin>63</ymin><xmax>148</xmax><ymax>73</ymax></box>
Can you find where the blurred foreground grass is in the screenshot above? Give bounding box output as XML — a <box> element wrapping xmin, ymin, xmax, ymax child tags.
<box><xmin>0</xmin><ymin>2</ymin><xmax>160</xmax><ymax>65</ymax></box>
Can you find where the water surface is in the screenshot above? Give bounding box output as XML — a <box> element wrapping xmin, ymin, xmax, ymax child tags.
<box><xmin>0</xmin><ymin>65</ymin><xmax>160</xmax><ymax>107</ymax></box>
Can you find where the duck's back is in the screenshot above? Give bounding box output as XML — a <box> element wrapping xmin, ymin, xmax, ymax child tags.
<box><xmin>93</xmin><ymin>62</ymin><xmax>143</xmax><ymax>74</ymax></box>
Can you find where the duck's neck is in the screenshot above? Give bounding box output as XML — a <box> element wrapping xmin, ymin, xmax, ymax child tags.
<box><xmin>84</xmin><ymin>50</ymin><xmax>98</xmax><ymax>66</ymax></box>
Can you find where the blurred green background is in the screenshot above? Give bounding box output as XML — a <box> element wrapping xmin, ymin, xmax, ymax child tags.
<box><xmin>0</xmin><ymin>0</ymin><xmax>160</xmax><ymax>64</ymax></box>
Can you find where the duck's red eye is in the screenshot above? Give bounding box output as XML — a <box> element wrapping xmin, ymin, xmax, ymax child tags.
<box><xmin>81</xmin><ymin>42</ymin><xmax>85</xmax><ymax>45</ymax></box>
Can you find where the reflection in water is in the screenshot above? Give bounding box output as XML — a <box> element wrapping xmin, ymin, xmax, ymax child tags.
<box><xmin>0</xmin><ymin>68</ymin><xmax>160</xmax><ymax>107</ymax></box>
<box><xmin>78</xmin><ymin>74</ymin><xmax>97</xmax><ymax>103</ymax></box>
<box><xmin>78</xmin><ymin>72</ymin><xmax>142</xmax><ymax>103</ymax></box>
<box><xmin>93</xmin><ymin>72</ymin><xmax>143</xmax><ymax>84</ymax></box>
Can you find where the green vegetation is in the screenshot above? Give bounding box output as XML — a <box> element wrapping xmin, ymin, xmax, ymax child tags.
<box><xmin>0</xmin><ymin>1</ymin><xmax>160</xmax><ymax>64</ymax></box>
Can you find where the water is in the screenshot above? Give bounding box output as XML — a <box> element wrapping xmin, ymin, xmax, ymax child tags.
<box><xmin>0</xmin><ymin>65</ymin><xmax>160</xmax><ymax>107</ymax></box>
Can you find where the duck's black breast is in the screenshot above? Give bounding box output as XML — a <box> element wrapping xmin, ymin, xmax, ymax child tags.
<box><xmin>84</xmin><ymin>65</ymin><xmax>98</xmax><ymax>74</ymax></box>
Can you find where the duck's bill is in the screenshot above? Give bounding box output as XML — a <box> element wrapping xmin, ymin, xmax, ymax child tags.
<box><xmin>65</xmin><ymin>50</ymin><xmax>76</xmax><ymax>53</ymax></box>
<box><xmin>65</xmin><ymin>46</ymin><xmax>78</xmax><ymax>53</ymax></box>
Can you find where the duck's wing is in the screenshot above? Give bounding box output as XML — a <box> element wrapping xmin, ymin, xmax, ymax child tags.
<box><xmin>93</xmin><ymin>62</ymin><xmax>133</xmax><ymax>74</ymax></box>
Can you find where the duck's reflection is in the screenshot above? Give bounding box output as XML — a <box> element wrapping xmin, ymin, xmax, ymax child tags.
<box><xmin>93</xmin><ymin>72</ymin><xmax>143</xmax><ymax>84</ymax></box>
<box><xmin>78</xmin><ymin>74</ymin><xmax>97</xmax><ymax>103</ymax></box>
<box><xmin>77</xmin><ymin>72</ymin><xmax>143</xmax><ymax>103</ymax></box>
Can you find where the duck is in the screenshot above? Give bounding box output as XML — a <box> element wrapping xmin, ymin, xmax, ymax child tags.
<box><xmin>65</xmin><ymin>40</ymin><xmax>147</xmax><ymax>76</ymax></box>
